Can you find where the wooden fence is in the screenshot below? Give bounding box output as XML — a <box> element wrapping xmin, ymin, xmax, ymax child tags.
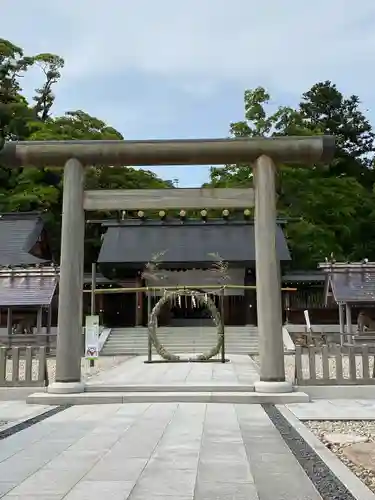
<box><xmin>0</xmin><ymin>334</ymin><xmax>57</xmax><ymax>353</ymax></box>
<box><xmin>294</xmin><ymin>345</ymin><xmax>375</xmax><ymax>385</ymax></box>
<box><xmin>0</xmin><ymin>346</ymin><xmax>48</xmax><ymax>387</ymax></box>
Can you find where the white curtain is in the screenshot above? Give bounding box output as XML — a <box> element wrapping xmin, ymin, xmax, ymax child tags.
<box><xmin>146</xmin><ymin>269</ymin><xmax>245</xmax><ymax>296</ymax></box>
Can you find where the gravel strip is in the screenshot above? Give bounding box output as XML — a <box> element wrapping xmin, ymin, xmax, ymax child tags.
<box><xmin>4</xmin><ymin>355</ymin><xmax>131</xmax><ymax>384</ymax></box>
<box><xmin>306</xmin><ymin>420</ymin><xmax>375</xmax><ymax>494</ymax></box>
<box><xmin>263</xmin><ymin>405</ymin><xmax>356</xmax><ymax>500</ymax></box>
<box><xmin>252</xmin><ymin>354</ymin><xmax>375</xmax><ymax>382</ymax></box>
<box><xmin>252</xmin><ymin>355</ymin><xmax>375</xmax><ymax>493</ymax></box>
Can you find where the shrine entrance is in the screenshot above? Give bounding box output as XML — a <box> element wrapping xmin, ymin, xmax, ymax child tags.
<box><xmin>0</xmin><ymin>136</ymin><xmax>334</xmax><ymax>394</ymax></box>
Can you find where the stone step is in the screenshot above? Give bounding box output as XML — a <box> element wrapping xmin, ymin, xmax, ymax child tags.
<box><xmin>27</xmin><ymin>390</ymin><xmax>309</xmax><ymax>405</ymax></box>
<box><xmin>106</xmin><ymin>336</ymin><xmax>259</xmax><ymax>340</ymax></box>
<box><xmin>107</xmin><ymin>336</ymin><xmax>258</xmax><ymax>340</ymax></box>
<box><xmin>85</xmin><ymin>384</ymin><xmax>255</xmax><ymax>392</ymax></box>
<box><xmin>108</xmin><ymin>334</ymin><xmax>257</xmax><ymax>337</ymax></box>
<box><xmin>101</xmin><ymin>349</ymin><xmax>259</xmax><ymax>354</ymax></box>
<box><xmin>104</xmin><ymin>346</ymin><xmax>258</xmax><ymax>350</ymax></box>
<box><xmin>110</xmin><ymin>329</ymin><xmax>259</xmax><ymax>334</ymax></box>
<box><xmin>105</xmin><ymin>339</ymin><xmax>259</xmax><ymax>344</ymax></box>
<box><xmin>102</xmin><ymin>341</ymin><xmax>259</xmax><ymax>346</ymax></box>
<box><xmin>102</xmin><ymin>325</ymin><xmax>260</xmax><ymax>355</ymax></box>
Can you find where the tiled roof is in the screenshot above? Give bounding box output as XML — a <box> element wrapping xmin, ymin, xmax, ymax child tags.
<box><xmin>0</xmin><ymin>212</ymin><xmax>50</xmax><ymax>266</ymax></box>
<box><xmin>319</xmin><ymin>263</ymin><xmax>375</xmax><ymax>304</ymax></box>
<box><xmin>329</xmin><ymin>271</ymin><xmax>375</xmax><ymax>303</ymax></box>
<box><xmin>0</xmin><ymin>266</ymin><xmax>58</xmax><ymax>306</ymax></box>
<box><xmin>98</xmin><ymin>220</ymin><xmax>291</xmax><ymax>267</ymax></box>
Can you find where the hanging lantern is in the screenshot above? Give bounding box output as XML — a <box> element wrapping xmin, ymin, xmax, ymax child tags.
<box><xmin>179</xmin><ymin>210</ymin><xmax>186</xmax><ymax>221</ymax></box>
<box><xmin>159</xmin><ymin>210</ymin><xmax>166</xmax><ymax>221</ymax></box>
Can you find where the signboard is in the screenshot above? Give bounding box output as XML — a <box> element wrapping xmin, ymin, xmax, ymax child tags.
<box><xmin>85</xmin><ymin>315</ymin><xmax>100</xmax><ymax>360</ymax></box>
<box><xmin>304</xmin><ymin>309</ymin><xmax>311</xmax><ymax>332</ymax></box>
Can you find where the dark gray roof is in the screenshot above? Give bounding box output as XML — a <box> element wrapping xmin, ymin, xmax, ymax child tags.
<box><xmin>282</xmin><ymin>271</ymin><xmax>325</xmax><ymax>283</ymax></box>
<box><xmin>328</xmin><ymin>271</ymin><xmax>375</xmax><ymax>303</ymax></box>
<box><xmin>0</xmin><ymin>271</ymin><xmax>57</xmax><ymax>306</ymax></box>
<box><xmin>98</xmin><ymin>220</ymin><xmax>291</xmax><ymax>267</ymax></box>
<box><xmin>0</xmin><ymin>213</ymin><xmax>49</xmax><ymax>266</ymax></box>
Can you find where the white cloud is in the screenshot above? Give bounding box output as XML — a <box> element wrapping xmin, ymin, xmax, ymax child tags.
<box><xmin>3</xmin><ymin>0</ymin><xmax>375</xmax><ymax>101</ymax></box>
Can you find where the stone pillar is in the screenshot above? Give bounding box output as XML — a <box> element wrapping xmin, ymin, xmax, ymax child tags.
<box><xmin>253</xmin><ymin>155</ymin><xmax>291</xmax><ymax>393</ymax></box>
<box><xmin>49</xmin><ymin>158</ymin><xmax>85</xmax><ymax>393</ymax></box>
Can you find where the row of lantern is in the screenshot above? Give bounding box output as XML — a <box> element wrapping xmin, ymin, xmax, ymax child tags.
<box><xmin>122</xmin><ymin>209</ymin><xmax>252</xmax><ymax>221</ymax></box>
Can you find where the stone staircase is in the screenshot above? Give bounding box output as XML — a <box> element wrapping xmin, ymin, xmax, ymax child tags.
<box><xmin>101</xmin><ymin>325</ymin><xmax>260</xmax><ymax>356</ymax></box>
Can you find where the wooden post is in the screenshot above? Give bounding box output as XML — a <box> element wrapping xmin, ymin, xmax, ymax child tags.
<box><xmin>135</xmin><ymin>276</ymin><xmax>143</xmax><ymax>326</ymax></box>
<box><xmin>51</xmin><ymin>158</ymin><xmax>85</xmax><ymax>392</ymax></box>
<box><xmin>47</xmin><ymin>305</ymin><xmax>52</xmax><ymax>334</ymax></box>
<box><xmin>244</xmin><ymin>269</ymin><xmax>256</xmax><ymax>325</ymax></box>
<box><xmin>284</xmin><ymin>291</ymin><xmax>290</xmax><ymax>324</ymax></box>
<box><xmin>89</xmin><ymin>263</ymin><xmax>97</xmax><ymax>368</ymax></box>
<box><xmin>99</xmin><ymin>294</ymin><xmax>104</xmax><ymax>324</ymax></box>
<box><xmin>91</xmin><ymin>263</ymin><xmax>96</xmax><ymax>315</ymax></box>
<box><xmin>36</xmin><ymin>307</ymin><xmax>43</xmax><ymax>334</ymax></box>
<box><xmin>147</xmin><ymin>292</ymin><xmax>152</xmax><ymax>362</ymax></box>
<box><xmin>6</xmin><ymin>308</ymin><xmax>12</xmax><ymax>336</ymax></box>
<box><xmin>346</xmin><ymin>303</ymin><xmax>353</xmax><ymax>344</ymax></box>
<box><xmin>253</xmin><ymin>156</ymin><xmax>290</xmax><ymax>392</ymax></box>
<box><xmin>220</xmin><ymin>289</ymin><xmax>226</xmax><ymax>363</ymax></box>
<box><xmin>7</xmin><ymin>308</ymin><xmax>12</xmax><ymax>347</ymax></box>
<box><xmin>47</xmin><ymin>305</ymin><xmax>52</xmax><ymax>355</ymax></box>
<box><xmin>338</xmin><ymin>303</ymin><xmax>345</xmax><ymax>346</ymax></box>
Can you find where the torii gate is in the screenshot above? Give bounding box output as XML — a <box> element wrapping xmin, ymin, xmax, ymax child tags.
<box><xmin>0</xmin><ymin>136</ymin><xmax>334</xmax><ymax>394</ymax></box>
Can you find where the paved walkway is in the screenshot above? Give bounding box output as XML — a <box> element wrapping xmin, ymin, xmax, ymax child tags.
<box><xmin>2</xmin><ymin>356</ymin><xmax>372</xmax><ymax>499</ymax></box>
<box><xmin>89</xmin><ymin>354</ymin><xmax>260</xmax><ymax>387</ymax></box>
<box><xmin>0</xmin><ymin>401</ymin><xmax>52</xmax><ymax>430</ymax></box>
<box><xmin>286</xmin><ymin>399</ymin><xmax>375</xmax><ymax>421</ymax></box>
<box><xmin>0</xmin><ymin>402</ymin><xmax>322</xmax><ymax>499</ymax></box>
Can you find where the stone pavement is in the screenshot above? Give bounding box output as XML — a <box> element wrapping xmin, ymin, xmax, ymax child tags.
<box><xmin>0</xmin><ymin>402</ymin><xmax>323</xmax><ymax>499</ymax></box>
<box><xmin>89</xmin><ymin>354</ymin><xmax>260</xmax><ymax>387</ymax></box>
<box><xmin>285</xmin><ymin>400</ymin><xmax>375</xmax><ymax>421</ymax></box>
<box><xmin>30</xmin><ymin>354</ymin><xmax>309</xmax><ymax>405</ymax></box>
<box><xmin>2</xmin><ymin>357</ymin><xmax>373</xmax><ymax>498</ymax></box>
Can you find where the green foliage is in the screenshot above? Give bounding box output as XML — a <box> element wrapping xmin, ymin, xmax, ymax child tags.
<box><xmin>0</xmin><ymin>38</ymin><xmax>173</xmax><ymax>266</ymax></box>
<box><xmin>209</xmin><ymin>84</ymin><xmax>375</xmax><ymax>269</ymax></box>
<box><xmin>3</xmin><ymin>35</ymin><xmax>375</xmax><ymax>273</ymax></box>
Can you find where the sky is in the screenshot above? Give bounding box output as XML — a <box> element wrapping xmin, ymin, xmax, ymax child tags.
<box><xmin>3</xmin><ymin>1</ymin><xmax>375</xmax><ymax>186</ymax></box>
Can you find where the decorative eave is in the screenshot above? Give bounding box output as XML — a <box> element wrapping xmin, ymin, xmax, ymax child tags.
<box><xmin>0</xmin><ymin>264</ymin><xmax>59</xmax><ymax>278</ymax></box>
<box><xmin>318</xmin><ymin>261</ymin><xmax>375</xmax><ymax>271</ymax></box>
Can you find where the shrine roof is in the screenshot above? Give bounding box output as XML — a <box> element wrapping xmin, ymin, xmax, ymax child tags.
<box><xmin>0</xmin><ymin>266</ymin><xmax>58</xmax><ymax>306</ymax></box>
<box><xmin>319</xmin><ymin>262</ymin><xmax>375</xmax><ymax>304</ymax></box>
<box><xmin>0</xmin><ymin>212</ymin><xmax>52</xmax><ymax>266</ymax></box>
<box><xmin>98</xmin><ymin>219</ymin><xmax>291</xmax><ymax>268</ymax></box>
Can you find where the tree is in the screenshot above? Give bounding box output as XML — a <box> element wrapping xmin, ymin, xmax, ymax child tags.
<box><xmin>299</xmin><ymin>81</ymin><xmax>375</xmax><ymax>187</ymax></box>
<box><xmin>0</xmin><ymin>38</ymin><xmax>173</xmax><ymax>266</ymax></box>
<box><xmin>208</xmin><ymin>85</ymin><xmax>375</xmax><ymax>269</ymax></box>
<box><xmin>32</xmin><ymin>53</ymin><xmax>64</xmax><ymax>121</ymax></box>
